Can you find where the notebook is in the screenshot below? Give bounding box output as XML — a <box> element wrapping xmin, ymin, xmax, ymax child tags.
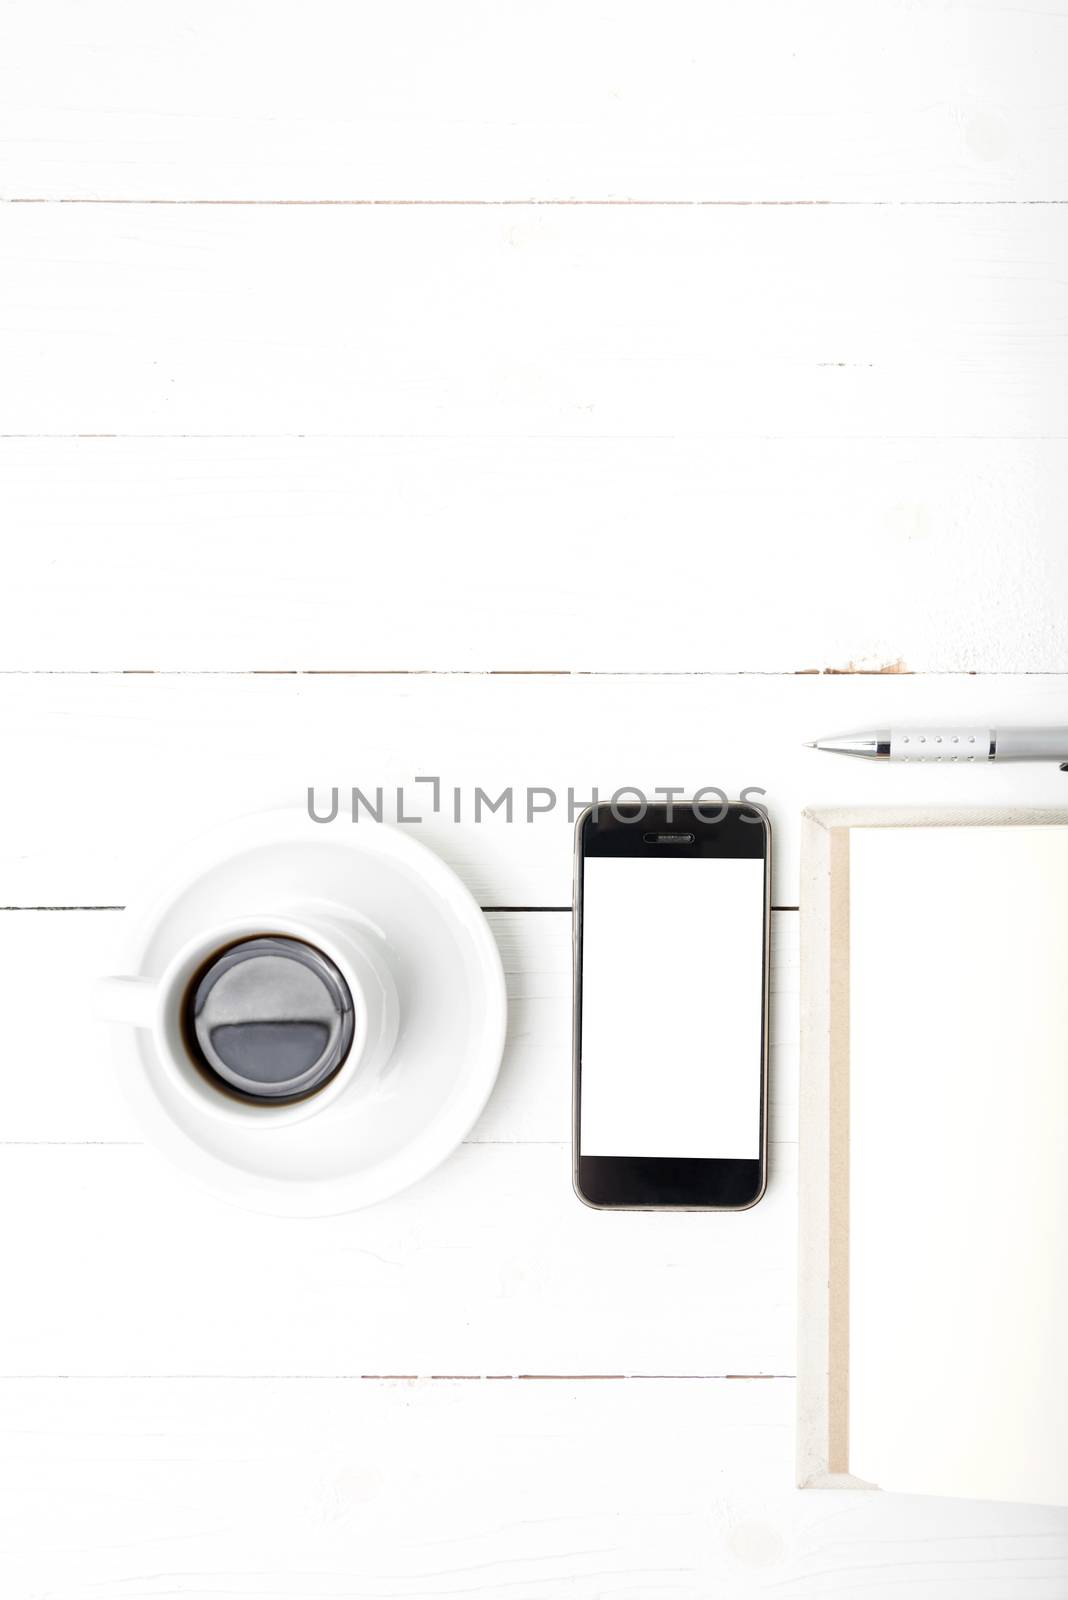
<box><xmin>798</xmin><ymin>806</ymin><xmax>1068</xmax><ymax>1507</ymax></box>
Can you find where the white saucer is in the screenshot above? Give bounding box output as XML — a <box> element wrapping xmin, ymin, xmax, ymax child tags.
<box><xmin>104</xmin><ymin>810</ymin><xmax>507</xmax><ymax>1215</ymax></box>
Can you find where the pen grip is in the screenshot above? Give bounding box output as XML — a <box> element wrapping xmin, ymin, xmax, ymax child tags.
<box><xmin>889</xmin><ymin>729</ymin><xmax>992</xmax><ymax>761</ymax></box>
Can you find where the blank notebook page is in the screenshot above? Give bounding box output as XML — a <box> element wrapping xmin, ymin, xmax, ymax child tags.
<box><xmin>849</xmin><ymin>825</ymin><xmax>1068</xmax><ymax>1506</ymax></box>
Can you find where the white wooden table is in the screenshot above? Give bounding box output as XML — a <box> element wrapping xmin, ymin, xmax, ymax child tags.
<box><xmin>3</xmin><ymin>4</ymin><xmax>1068</xmax><ymax>1594</ymax></box>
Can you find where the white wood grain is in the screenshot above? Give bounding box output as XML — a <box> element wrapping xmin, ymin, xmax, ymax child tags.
<box><xmin>5</xmin><ymin>437</ymin><xmax>1068</xmax><ymax>673</ymax></box>
<box><xmin>0</xmin><ymin>909</ymin><xmax>799</xmax><ymax>1147</ymax></box>
<box><xmin>2</xmin><ymin>1</ymin><xmax>1066</xmax><ymax>201</ymax></box>
<box><xmin>2</xmin><ymin>205</ymin><xmax>1066</xmax><ymax>437</ymax></box>
<box><xmin>4</xmin><ymin>0</ymin><xmax>1067</xmax><ymax>1580</ymax></box>
<box><xmin>0</xmin><ymin>1142</ymin><xmax>796</xmax><ymax>1375</ymax></box>
<box><xmin>3</xmin><ymin>673</ymin><xmax>1068</xmax><ymax>909</ymax></box>
<box><xmin>3</xmin><ymin>1378</ymin><xmax>1065</xmax><ymax>1600</ymax></box>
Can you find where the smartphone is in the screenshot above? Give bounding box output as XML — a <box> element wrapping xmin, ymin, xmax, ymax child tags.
<box><xmin>573</xmin><ymin>800</ymin><xmax>770</xmax><ymax>1210</ymax></box>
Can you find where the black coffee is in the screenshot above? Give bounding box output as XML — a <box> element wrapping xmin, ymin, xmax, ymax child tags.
<box><xmin>182</xmin><ymin>936</ymin><xmax>355</xmax><ymax>1104</ymax></box>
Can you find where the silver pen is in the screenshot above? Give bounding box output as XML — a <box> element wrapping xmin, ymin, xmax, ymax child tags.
<box><xmin>805</xmin><ymin>728</ymin><xmax>1068</xmax><ymax>765</ymax></box>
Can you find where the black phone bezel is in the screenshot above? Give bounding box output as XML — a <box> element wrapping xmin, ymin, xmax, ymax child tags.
<box><xmin>572</xmin><ymin>800</ymin><xmax>770</xmax><ymax>1212</ymax></box>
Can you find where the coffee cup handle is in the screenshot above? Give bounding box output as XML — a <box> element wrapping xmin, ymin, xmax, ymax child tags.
<box><xmin>95</xmin><ymin>975</ymin><xmax>158</xmax><ymax>1030</ymax></box>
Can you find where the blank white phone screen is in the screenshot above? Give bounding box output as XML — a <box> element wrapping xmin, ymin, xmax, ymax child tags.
<box><xmin>579</xmin><ymin>856</ymin><xmax>764</xmax><ymax>1159</ymax></box>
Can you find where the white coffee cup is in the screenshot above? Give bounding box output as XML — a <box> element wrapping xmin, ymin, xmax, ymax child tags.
<box><xmin>96</xmin><ymin>906</ymin><xmax>399</xmax><ymax>1129</ymax></box>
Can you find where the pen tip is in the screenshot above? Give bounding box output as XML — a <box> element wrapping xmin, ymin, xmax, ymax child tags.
<box><xmin>803</xmin><ymin>740</ymin><xmax>817</xmax><ymax>749</ymax></box>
